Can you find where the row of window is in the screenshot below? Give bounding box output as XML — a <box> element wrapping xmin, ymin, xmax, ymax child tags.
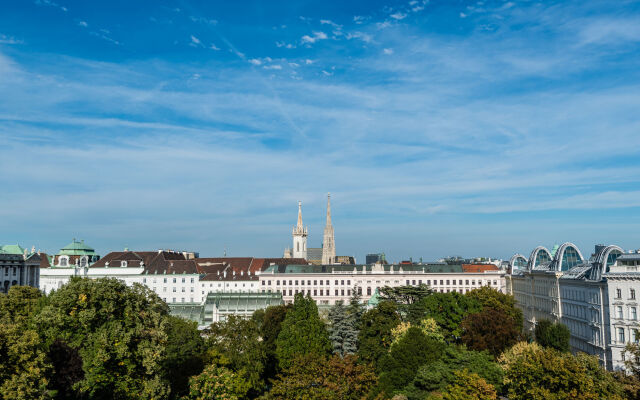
<box><xmin>615</xmin><ymin>305</ymin><xmax>638</xmax><ymax>320</ymax></box>
<box><xmin>2</xmin><ymin>267</ymin><xmax>17</xmax><ymax>276</ymax></box>
<box><xmin>617</xmin><ymin>327</ymin><xmax>640</xmax><ymax>344</ymax></box>
<box><xmin>144</xmin><ymin>277</ymin><xmax>196</xmax><ymax>284</ymax></box>
<box><xmin>615</xmin><ymin>288</ymin><xmax>636</xmax><ymax>300</ymax></box>
<box><xmin>262</xmin><ymin>278</ymin><xmax>500</xmax><ymax>287</ymax></box>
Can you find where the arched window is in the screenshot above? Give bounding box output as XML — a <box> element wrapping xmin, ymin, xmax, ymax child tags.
<box><xmin>80</xmin><ymin>256</ymin><xmax>88</xmax><ymax>268</ymax></box>
<box><xmin>367</xmin><ymin>287</ymin><xmax>371</xmax><ymax>296</ymax></box>
<box><xmin>121</xmin><ymin>261</ymin><xmax>128</xmax><ymax>267</ymax></box>
<box><xmin>59</xmin><ymin>256</ymin><xmax>68</xmax><ymax>267</ymax></box>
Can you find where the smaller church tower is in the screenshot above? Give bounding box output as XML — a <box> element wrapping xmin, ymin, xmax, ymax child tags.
<box><xmin>292</xmin><ymin>201</ymin><xmax>308</xmax><ymax>259</ymax></box>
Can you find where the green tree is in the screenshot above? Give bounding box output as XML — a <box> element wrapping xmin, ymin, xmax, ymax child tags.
<box><xmin>164</xmin><ymin>316</ymin><xmax>205</xmax><ymax>399</ymax></box>
<box><xmin>439</xmin><ymin>370</ymin><xmax>497</xmax><ymax>400</ymax></box>
<box><xmin>419</xmin><ymin>292</ymin><xmax>481</xmax><ymax>342</ymax></box>
<box><xmin>260</xmin><ymin>304</ymin><xmax>290</xmax><ymax>381</ymax></box>
<box><xmin>328</xmin><ymin>301</ymin><xmax>358</xmax><ymax>357</ymax></box>
<box><xmin>466</xmin><ymin>286</ymin><xmax>523</xmax><ymax>328</ymax></box>
<box><xmin>267</xmin><ymin>354</ymin><xmax>376</xmax><ymax>400</ymax></box>
<box><xmin>35</xmin><ymin>277</ymin><xmax>171</xmax><ymax>400</ymax></box>
<box><xmin>275</xmin><ymin>294</ymin><xmax>331</xmax><ymax>370</ymax></box>
<box><xmin>405</xmin><ymin>345</ymin><xmax>503</xmax><ymax>398</ymax></box>
<box><xmin>0</xmin><ymin>286</ymin><xmax>51</xmax><ymax>400</ymax></box>
<box><xmin>207</xmin><ymin>315</ymin><xmax>266</xmax><ymax>398</ymax></box>
<box><xmin>356</xmin><ymin>301</ymin><xmax>401</xmax><ymax>371</ymax></box>
<box><xmin>379</xmin><ymin>284</ymin><xmax>433</xmax><ymax>321</ymax></box>
<box><xmin>461</xmin><ymin>306</ymin><xmax>521</xmax><ymax>356</ymax></box>
<box><xmin>182</xmin><ymin>364</ymin><xmax>244</xmax><ymax>400</ymax></box>
<box><xmin>499</xmin><ymin>341</ymin><xmax>625</xmax><ymax>400</ymax></box>
<box><xmin>535</xmin><ymin>319</ymin><xmax>570</xmax><ymax>352</ymax></box>
<box><xmin>377</xmin><ymin>327</ymin><xmax>445</xmax><ymax>397</ymax></box>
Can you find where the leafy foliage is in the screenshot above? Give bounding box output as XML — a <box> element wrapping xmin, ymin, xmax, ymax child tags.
<box><xmin>405</xmin><ymin>345</ymin><xmax>503</xmax><ymax>398</ymax></box>
<box><xmin>499</xmin><ymin>341</ymin><xmax>625</xmax><ymax>400</ymax></box>
<box><xmin>535</xmin><ymin>319</ymin><xmax>570</xmax><ymax>352</ymax></box>
<box><xmin>275</xmin><ymin>294</ymin><xmax>331</xmax><ymax>370</ymax></box>
<box><xmin>207</xmin><ymin>315</ymin><xmax>266</xmax><ymax>398</ymax></box>
<box><xmin>267</xmin><ymin>354</ymin><xmax>376</xmax><ymax>400</ymax></box>
<box><xmin>438</xmin><ymin>370</ymin><xmax>498</xmax><ymax>400</ymax></box>
<box><xmin>182</xmin><ymin>364</ymin><xmax>243</xmax><ymax>400</ymax></box>
<box><xmin>356</xmin><ymin>300</ymin><xmax>401</xmax><ymax>371</ymax></box>
<box><xmin>466</xmin><ymin>286</ymin><xmax>523</xmax><ymax>328</ymax></box>
<box><xmin>377</xmin><ymin>326</ymin><xmax>445</xmax><ymax>397</ymax></box>
<box><xmin>35</xmin><ymin>277</ymin><xmax>171</xmax><ymax>400</ymax></box>
<box><xmin>461</xmin><ymin>306</ymin><xmax>522</xmax><ymax>356</ymax></box>
<box><xmin>419</xmin><ymin>292</ymin><xmax>481</xmax><ymax>341</ymax></box>
<box><xmin>164</xmin><ymin>316</ymin><xmax>205</xmax><ymax>399</ymax></box>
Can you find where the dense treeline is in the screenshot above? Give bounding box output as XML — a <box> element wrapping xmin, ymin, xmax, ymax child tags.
<box><xmin>0</xmin><ymin>278</ymin><xmax>637</xmax><ymax>399</ymax></box>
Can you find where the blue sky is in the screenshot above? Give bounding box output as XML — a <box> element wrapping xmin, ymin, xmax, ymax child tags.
<box><xmin>1</xmin><ymin>0</ymin><xmax>640</xmax><ymax>262</ymax></box>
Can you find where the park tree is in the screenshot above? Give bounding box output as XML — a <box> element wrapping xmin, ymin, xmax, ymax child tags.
<box><xmin>357</xmin><ymin>300</ymin><xmax>401</xmax><ymax>371</ymax></box>
<box><xmin>0</xmin><ymin>286</ymin><xmax>51</xmax><ymax>400</ymax></box>
<box><xmin>35</xmin><ymin>277</ymin><xmax>171</xmax><ymax>400</ymax></box>
<box><xmin>347</xmin><ymin>287</ymin><xmax>366</xmax><ymax>325</ymax></box>
<box><xmin>461</xmin><ymin>306</ymin><xmax>521</xmax><ymax>356</ymax></box>
<box><xmin>182</xmin><ymin>364</ymin><xmax>244</xmax><ymax>400</ymax></box>
<box><xmin>328</xmin><ymin>301</ymin><xmax>358</xmax><ymax>357</ymax></box>
<box><xmin>535</xmin><ymin>319</ymin><xmax>570</xmax><ymax>352</ymax></box>
<box><xmin>163</xmin><ymin>316</ymin><xmax>206</xmax><ymax>399</ymax></box>
<box><xmin>405</xmin><ymin>345</ymin><xmax>503</xmax><ymax>398</ymax></box>
<box><xmin>499</xmin><ymin>341</ymin><xmax>625</xmax><ymax>400</ymax></box>
<box><xmin>466</xmin><ymin>286</ymin><xmax>523</xmax><ymax>328</ymax></box>
<box><xmin>275</xmin><ymin>294</ymin><xmax>331</xmax><ymax>370</ymax></box>
<box><xmin>267</xmin><ymin>354</ymin><xmax>376</xmax><ymax>400</ymax></box>
<box><xmin>419</xmin><ymin>292</ymin><xmax>481</xmax><ymax>342</ymax></box>
<box><xmin>260</xmin><ymin>304</ymin><xmax>290</xmax><ymax>381</ymax></box>
<box><xmin>207</xmin><ymin>315</ymin><xmax>266</xmax><ymax>398</ymax></box>
<box><xmin>377</xmin><ymin>326</ymin><xmax>445</xmax><ymax>397</ymax></box>
<box><xmin>439</xmin><ymin>370</ymin><xmax>498</xmax><ymax>400</ymax></box>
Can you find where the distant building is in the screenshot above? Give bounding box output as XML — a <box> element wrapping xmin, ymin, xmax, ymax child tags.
<box><xmin>40</xmin><ymin>239</ymin><xmax>101</xmax><ymax>293</ymax></box>
<box><xmin>366</xmin><ymin>253</ymin><xmax>386</xmax><ymax>265</ymax></box>
<box><xmin>306</xmin><ymin>248</ymin><xmax>323</xmax><ymax>265</ymax></box>
<box><xmin>259</xmin><ymin>262</ymin><xmax>505</xmax><ymax>307</ymax></box>
<box><xmin>0</xmin><ymin>244</ymin><xmax>41</xmax><ymax>293</ymax></box>
<box><xmin>336</xmin><ymin>256</ymin><xmax>355</xmax><ymax>265</ymax></box>
<box><xmin>506</xmin><ymin>243</ymin><xmax>640</xmax><ymax>371</ymax></box>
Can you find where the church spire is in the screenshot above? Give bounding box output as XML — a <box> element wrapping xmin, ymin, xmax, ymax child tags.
<box><xmin>325</xmin><ymin>193</ymin><xmax>332</xmax><ymax>227</ymax></box>
<box><xmin>291</xmin><ymin>201</ymin><xmax>308</xmax><ymax>259</ymax></box>
<box><xmin>322</xmin><ymin>192</ymin><xmax>336</xmax><ymax>264</ymax></box>
<box><xmin>297</xmin><ymin>200</ymin><xmax>303</xmax><ymax>228</ymax></box>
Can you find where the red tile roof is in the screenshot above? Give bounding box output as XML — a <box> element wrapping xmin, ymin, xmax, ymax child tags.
<box><xmin>462</xmin><ymin>264</ymin><xmax>499</xmax><ymax>273</ymax></box>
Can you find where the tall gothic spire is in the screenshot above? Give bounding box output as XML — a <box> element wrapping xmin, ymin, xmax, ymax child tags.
<box><xmin>292</xmin><ymin>200</ymin><xmax>307</xmax><ymax>259</ymax></box>
<box><xmin>297</xmin><ymin>200</ymin><xmax>303</xmax><ymax>229</ymax></box>
<box><xmin>322</xmin><ymin>192</ymin><xmax>336</xmax><ymax>264</ymax></box>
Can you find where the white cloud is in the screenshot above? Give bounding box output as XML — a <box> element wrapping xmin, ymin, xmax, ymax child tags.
<box><xmin>322</xmin><ymin>70</ymin><xmax>333</xmax><ymax>76</ymax></box>
<box><xmin>288</xmin><ymin>62</ymin><xmax>299</xmax><ymax>68</ymax></box>
<box><xmin>189</xmin><ymin>16</ymin><xmax>218</xmax><ymax>25</ymax></box>
<box><xmin>263</xmin><ymin>65</ymin><xmax>282</xmax><ymax>70</ymax></box>
<box><xmin>346</xmin><ymin>31</ymin><xmax>373</xmax><ymax>43</ymax></box>
<box><xmin>0</xmin><ymin>34</ymin><xmax>23</xmax><ymax>45</ymax></box>
<box><xmin>249</xmin><ymin>59</ymin><xmax>262</xmax><ymax>66</ymax></box>
<box><xmin>383</xmin><ymin>48</ymin><xmax>394</xmax><ymax>55</ymax></box>
<box><xmin>189</xmin><ymin>35</ymin><xmax>202</xmax><ymax>47</ymax></box>
<box><xmin>34</xmin><ymin>0</ymin><xmax>67</xmax><ymax>12</ymax></box>
<box><xmin>78</xmin><ymin>21</ymin><xmax>88</xmax><ymax>28</ymax></box>
<box><xmin>377</xmin><ymin>21</ymin><xmax>392</xmax><ymax>29</ymax></box>
<box><xmin>353</xmin><ymin>16</ymin><xmax>366</xmax><ymax>24</ymax></box>
<box><xmin>301</xmin><ymin>31</ymin><xmax>328</xmax><ymax>44</ymax></box>
<box><xmin>304</xmin><ymin>59</ymin><xmax>313</xmax><ymax>65</ymax></box>
<box><xmin>460</xmin><ymin>12</ymin><xmax>468</xmax><ymax>18</ymax></box>
<box><xmin>210</xmin><ymin>43</ymin><xmax>220</xmax><ymax>51</ymax></box>
<box><xmin>390</xmin><ymin>12</ymin><xmax>407</xmax><ymax>20</ymax></box>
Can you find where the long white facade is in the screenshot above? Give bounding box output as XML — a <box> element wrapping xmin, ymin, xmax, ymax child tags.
<box><xmin>259</xmin><ymin>263</ymin><xmax>505</xmax><ymax>305</ymax></box>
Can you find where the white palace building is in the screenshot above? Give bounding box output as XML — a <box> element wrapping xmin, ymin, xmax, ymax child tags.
<box><xmin>506</xmin><ymin>242</ymin><xmax>640</xmax><ymax>371</ymax></box>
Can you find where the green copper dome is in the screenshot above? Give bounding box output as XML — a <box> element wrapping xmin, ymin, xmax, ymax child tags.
<box><xmin>59</xmin><ymin>239</ymin><xmax>96</xmax><ymax>256</ymax></box>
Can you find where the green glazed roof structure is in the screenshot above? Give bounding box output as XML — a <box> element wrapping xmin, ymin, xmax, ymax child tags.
<box><xmin>0</xmin><ymin>244</ymin><xmax>26</xmax><ymax>255</ymax></box>
<box><xmin>59</xmin><ymin>239</ymin><xmax>96</xmax><ymax>256</ymax></box>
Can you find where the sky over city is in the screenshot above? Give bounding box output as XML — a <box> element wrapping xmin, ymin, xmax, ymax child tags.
<box><xmin>1</xmin><ymin>0</ymin><xmax>640</xmax><ymax>261</ymax></box>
